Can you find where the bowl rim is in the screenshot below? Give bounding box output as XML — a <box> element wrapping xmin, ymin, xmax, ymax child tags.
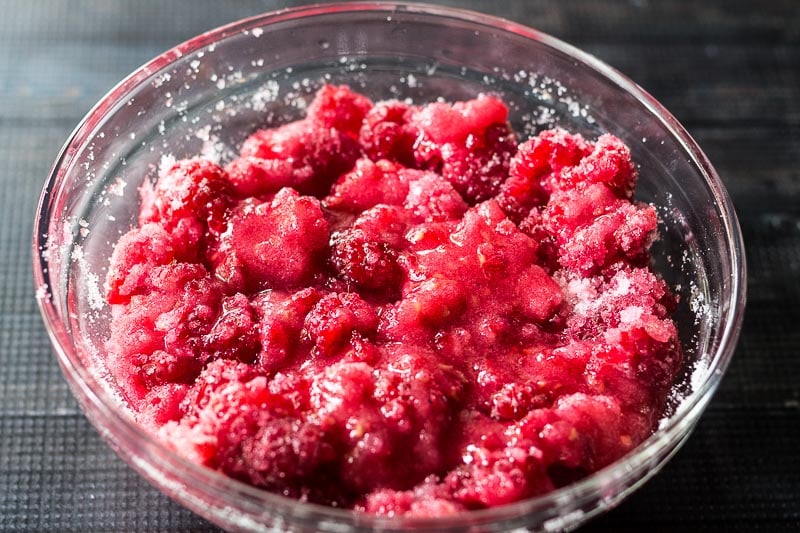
<box><xmin>32</xmin><ymin>1</ymin><xmax>747</xmax><ymax>529</ymax></box>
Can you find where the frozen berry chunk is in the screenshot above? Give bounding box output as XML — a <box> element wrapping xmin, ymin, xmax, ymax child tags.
<box><xmin>350</xmin><ymin>204</ymin><xmax>412</xmax><ymax>250</ymax></box>
<box><xmin>223</xmin><ymin>156</ymin><xmax>294</xmax><ymax>197</ymax></box>
<box><xmin>403</xmin><ymin>171</ymin><xmax>468</xmax><ymax>222</ymax></box>
<box><xmin>330</xmin><ymin>229</ymin><xmax>404</xmax><ymax>296</ymax></box>
<box><xmin>359</xmin><ymin>100</ymin><xmax>418</xmax><ymax>165</ymax></box>
<box><xmin>140</xmin><ymin>158</ymin><xmax>232</xmax><ymax>235</ymax></box>
<box><xmin>364</xmin><ymin>481</ymin><xmax>465</xmax><ymax>517</ymax></box>
<box><xmin>252</xmin><ymin>288</ymin><xmax>324</xmax><ymax>373</ymax></box>
<box><xmin>563</xmin><ymin>266</ymin><xmax>676</xmax><ymax>338</ymax></box>
<box><xmin>512</xmin><ymin>128</ymin><xmax>593</xmax><ymax>195</ymax></box>
<box><xmin>105</xmin><ymin>263</ymin><xmax>223</xmax><ymax>407</ymax></box>
<box><xmin>106</xmin><ymin>223</ymin><xmax>179</xmax><ymax>304</ymax></box>
<box><xmin>498</xmin><ymin>128</ymin><xmax>591</xmax><ymax>221</ymax></box>
<box><xmin>306</xmin><ymin>84</ymin><xmax>373</xmax><ymax>137</ymax></box>
<box><xmin>558</xmin><ymin>134</ymin><xmax>637</xmax><ymax>198</ymax></box>
<box><xmin>324</xmin><ymin>158</ymin><xmax>410</xmax><ymax>213</ymax></box>
<box><xmin>213</xmin><ymin>188</ymin><xmax>329</xmax><ymax>290</ymax></box>
<box><xmin>240</xmin><ymin>119</ymin><xmax>360</xmax><ymax>197</ymax></box>
<box><xmin>440</xmin><ymin>200</ymin><xmax>539</xmax><ymax>280</ymax></box>
<box><xmin>439</xmin><ymin>123</ymin><xmax>517</xmax><ymax>204</ymax></box>
<box><xmin>558</xmin><ymin>202</ymin><xmax>657</xmax><ymax>274</ymax></box>
<box><xmin>409</xmin><ymin>95</ymin><xmax>517</xmax><ymax>203</ymax></box>
<box><xmin>319</xmin><ymin>346</ymin><xmax>466</xmax><ymax>494</ymax></box>
<box><xmin>161</xmin><ymin>360</ymin><xmax>338</xmax><ymax>497</ymax></box>
<box><xmin>543</xmin><ymin>393</ymin><xmax>637</xmax><ymax>473</ymax></box>
<box><xmin>543</xmin><ymin>180</ymin><xmax>657</xmax><ymax>274</ymax></box>
<box><xmin>201</xmin><ymin>293</ymin><xmax>260</xmax><ymax>364</ymax></box>
<box><xmin>412</xmin><ymin>94</ymin><xmax>508</xmax><ymax>145</ymax></box>
<box><xmin>596</xmin><ymin>320</ymin><xmax>682</xmax><ymax>410</ymax></box>
<box><xmin>395</xmin><ymin>277</ymin><xmax>467</xmax><ymax>332</ymax></box>
<box><xmin>303</xmin><ymin>292</ymin><xmax>379</xmax><ymax>356</ymax></box>
<box><xmin>543</xmin><ymin>182</ymin><xmax>622</xmax><ymax>242</ymax></box>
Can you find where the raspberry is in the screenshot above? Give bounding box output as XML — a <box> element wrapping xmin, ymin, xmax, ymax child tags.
<box><xmin>324</xmin><ymin>158</ymin><xmax>410</xmax><ymax>213</ymax></box>
<box><xmin>556</xmin><ymin>202</ymin><xmax>658</xmax><ymax>274</ymax></box>
<box><xmin>544</xmin><ymin>182</ymin><xmax>622</xmax><ymax>242</ymax></box>
<box><xmin>213</xmin><ymin>188</ymin><xmax>329</xmax><ymax>291</ymax></box>
<box><xmin>240</xmin><ymin>119</ymin><xmax>360</xmax><ymax>197</ymax></box>
<box><xmin>106</xmin><ymin>223</ymin><xmax>178</xmax><ymax>305</ymax></box>
<box><xmin>106</xmin><ymin>263</ymin><xmax>223</xmax><ymax>406</ymax></box>
<box><xmin>395</xmin><ymin>277</ymin><xmax>467</xmax><ymax>331</ymax></box>
<box><xmin>306</xmin><ymin>84</ymin><xmax>373</xmax><ymax>137</ymax></box>
<box><xmin>543</xmin><ymin>181</ymin><xmax>658</xmax><ymax>274</ymax></box>
<box><xmin>252</xmin><ymin>288</ymin><xmax>324</xmax><ymax>373</ymax></box>
<box><xmin>330</xmin><ymin>229</ymin><xmax>403</xmax><ymax>296</ymax></box>
<box><xmin>139</xmin><ymin>158</ymin><xmax>232</xmax><ymax>235</ymax></box>
<box><xmin>558</xmin><ymin>134</ymin><xmax>637</xmax><ymax>197</ymax></box>
<box><xmin>364</xmin><ymin>484</ymin><xmax>465</xmax><ymax>517</ymax></box>
<box><xmin>303</xmin><ymin>292</ymin><xmax>379</xmax><ymax>356</ymax></box>
<box><xmin>439</xmin><ymin>123</ymin><xmax>517</xmax><ymax>204</ymax></box>
<box><xmin>564</xmin><ymin>267</ymin><xmax>675</xmax><ymax>338</ymax></box>
<box><xmin>201</xmin><ymin>293</ymin><xmax>260</xmax><ymax>364</ymax></box>
<box><xmin>412</xmin><ymin>95</ymin><xmax>508</xmax><ymax>144</ymax></box>
<box><xmin>350</xmin><ymin>204</ymin><xmax>411</xmax><ymax>250</ymax></box>
<box><xmin>223</xmin><ymin>156</ymin><xmax>294</xmax><ymax>197</ymax></box>
<box><xmin>403</xmin><ymin>171</ymin><xmax>468</xmax><ymax>222</ymax></box>
<box><xmin>448</xmin><ymin>443</ymin><xmax>553</xmax><ymax>507</ymax></box>
<box><xmin>338</xmin><ymin>346</ymin><xmax>466</xmax><ymax>493</ymax></box>
<box><xmin>516</xmin><ymin>129</ymin><xmax>592</xmax><ymax>187</ymax></box>
<box><xmin>358</xmin><ymin>100</ymin><xmax>418</xmax><ymax>165</ymax></box>
<box><xmin>409</xmin><ymin>95</ymin><xmax>517</xmax><ymax>203</ymax></box>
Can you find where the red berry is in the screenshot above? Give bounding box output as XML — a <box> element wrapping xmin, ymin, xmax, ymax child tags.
<box><xmin>303</xmin><ymin>292</ymin><xmax>379</xmax><ymax>356</ymax></box>
<box><xmin>359</xmin><ymin>100</ymin><xmax>418</xmax><ymax>165</ymax></box>
<box><xmin>330</xmin><ymin>229</ymin><xmax>404</xmax><ymax>296</ymax></box>
<box><xmin>306</xmin><ymin>84</ymin><xmax>373</xmax><ymax>137</ymax></box>
<box><xmin>140</xmin><ymin>158</ymin><xmax>233</xmax><ymax>235</ymax></box>
<box><xmin>240</xmin><ymin>119</ymin><xmax>360</xmax><ymax>197</ymax></box>
<box><xmin>213</xmin><ymin>188</ymin><xmax>329</xmax><ymax>291</ymax></box>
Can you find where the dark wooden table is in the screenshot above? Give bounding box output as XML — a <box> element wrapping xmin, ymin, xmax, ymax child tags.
<box><xmin>1</xmin><ymin>1</ymin><xmax>798</xmax><ymax>531</ymax></box>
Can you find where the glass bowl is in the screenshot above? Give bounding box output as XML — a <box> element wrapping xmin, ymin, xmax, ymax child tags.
<box><xmin>33</xmin><ymin>3</ymin><xmax>746</xmax><ymax>531</ymax></box>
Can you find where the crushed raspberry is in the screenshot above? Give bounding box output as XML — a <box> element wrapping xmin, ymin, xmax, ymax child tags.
<box><xmin>240</xmin><ymin>118</ymin><xmax>360</xmax><ymax>197</ymax></box>
<box><xmin>106</xmin><ymin>263</ymin><xmax>222</xmax><ymax>412</ymax></box>
<box><xmin>139</xmin><ymin>158</ymin><xmax>232</xmax><ymax>236</ymax></box>
<box><xmin>350</xmin><ymin>204</ymin><xmax>412</xmax><ymax>250</ymax></box>
<box><xmin>302</xmin><ymin>292</ymin><xmax>379</xmax><ymax>357</ymax></box>
<box><xmin>330</xmin><ymin>229</ymin><xmax>404</xmax><ymax>297</ymax></box>
<box><xmin>105</xmin><ymin>223</ymin><xmax>180</xmax><ymax>304</ymax></box>
<box><xmin>223</xmin><ymin>156</ymin><xmax>294</xmax><ymax>198</ymax></box>
<box><xmin>403</xmin><ymin>170</ymin><xmax>468</xmax><ymax>222</ymax></box>
<box><xmin>252</xmin><ymin>288</ymin><xmax>323</xmax><ymax>373</ymax></box>
<box><xmin>412</xmin><ymin>95</ymin><xmax>508</xmax><ymax>145</ymax></box>
<box><xmin>559</xmin><ymin>134</ymin><xmax>637</xmax><ymax>198</ymax></box>
<box><xmin>306</xmin><ymin>84</ymin><xmax>373</xmax><ymax>137</ymax></box>
<box><xmin>359</xmin><ymin>100</ymin><xmax>418</xmax><ymax>165</ymax></box>
<box><xmin>438</xmin><ymin>123</ymin><xmax>517</xmax><ymax>204</ymax></box>
<box><xmin>212</xmin><ymin>188</ymin><xmax>329</xmax><ymax>291</ymax></box>
<box><xmin>364</xmin><ymin>480</ymin><xmax>467</xmax><ymax>517</ymax></box>
<box><xmin>105</xmin><ymin>85</ymin><xmax>682</xmax><ymax>516</ymax></box>
<box><xmin>410</xmin><ymin>96</ymin><xmax>517</xmax><ymax>203</ymax></box>
<box><xmin>497</xmin><ymin>128</ymin><xmax>591</xmax><ymax>222</ymax></box>
<box><xmin>201</xmin><ymin>293</ymin><xmax>260</xmax><ymax>364</ymax></box>
<box><xmin>324</xmin><ymin>158</ymin><xmax>410</xmax><ymax>213</ymax></box>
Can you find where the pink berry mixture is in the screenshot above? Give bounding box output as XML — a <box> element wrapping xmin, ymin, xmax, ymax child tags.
<box><xmin>104</xmin><ymin>85</ymin><xmax>682</xmax><ymax>515</ymax></box>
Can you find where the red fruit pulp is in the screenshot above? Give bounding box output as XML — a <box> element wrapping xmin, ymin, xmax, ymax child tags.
<box><xmin>105</xmin><ymin>85</ymin><xmax>682</xmax><ymax>516</ymax></box>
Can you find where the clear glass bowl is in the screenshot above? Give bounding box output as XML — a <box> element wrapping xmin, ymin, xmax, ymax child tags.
<box><xmin>33</xmin><ymin>3</ymin><xmax>746</xmax><ymax>531</ymax></box>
